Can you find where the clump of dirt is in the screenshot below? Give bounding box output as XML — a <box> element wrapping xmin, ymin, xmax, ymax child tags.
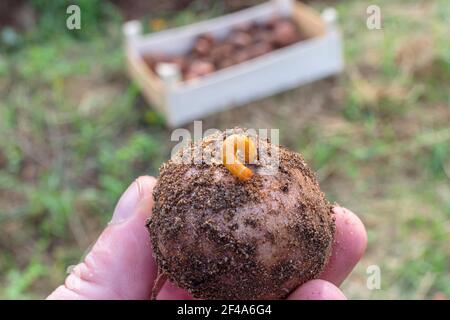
<box><xmin>147</xmin><ymin>128</ymin><xmax>335</xmax><ymax>299</ymax></box>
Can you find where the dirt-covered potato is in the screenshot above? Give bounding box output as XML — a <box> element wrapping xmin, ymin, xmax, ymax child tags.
<box><xmin>147</xmin><ymin>129</ymin><xmax>335</xmax><ymax>299</ymax></box>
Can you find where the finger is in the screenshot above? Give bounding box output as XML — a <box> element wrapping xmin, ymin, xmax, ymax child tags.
<box><xmin>288</xmin><ymin>279</ymin><xmax>347</xmax><ymax>300</ymax></box>
<box><xmin>47</xmin><ymin>176</ymin><xmax>157</xmax><ymax>300</ymax></box>
<box><xmin>319</xmin><ymin>206</ymin><xmax>367</xmax><ymax>286</ymax></box>
<box><xmin>156</xmin><ymin>280</ymin><xmax>196</xmax><ymax>300</ymax></box>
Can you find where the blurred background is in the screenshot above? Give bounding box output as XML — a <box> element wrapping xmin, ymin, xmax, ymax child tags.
<box><xmin>0</xmin><ymin>0</ymin><xmax>449</xmax><ymax>299</ymax></box>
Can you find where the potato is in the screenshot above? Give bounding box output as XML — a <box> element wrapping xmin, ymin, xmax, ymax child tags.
<box><xmin>272</xmin><ymin>20</ymin><xmax>300</xmax><ymax>47</ymax></box>
<box><xmin>193</xmin><ymin>34</ymin><xmax>215</xmax><ymax>57</ymax></box>
<box><xmin>233</xmin><ymin>50</ymin><xmax>251</xmax><ymax>64</ymax></box>
<box><xmin>147</xmin><ymin>129</ymin><xmax>335</xmax><ymax>299</ymax></box>
<box><xmin>185</xmin><ymin>60</ymin><xmax>215</xmax><ymax>80</ymax></box>
<box><xmin>248</xmin><ymin>42</ymin><xmax>273</xmax><ymax>59</ymax></box>
<box><xmin>230</xmin><ymin>30</ymin><xmax>253</xmax><ymax>48</ymax></box>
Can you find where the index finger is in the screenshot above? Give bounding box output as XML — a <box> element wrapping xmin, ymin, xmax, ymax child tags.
<box><xmin>319</xmin><ymin>206</ymin><xmax>367</xmax><ymax>286</ymax></box>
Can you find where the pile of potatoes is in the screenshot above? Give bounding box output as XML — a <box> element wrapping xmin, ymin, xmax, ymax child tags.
<box><xmin>144</xmin><ymin>16</ymin><xmax>305</xmax><ymax>81</ymax></box>
<box><xmin>147</xmin><ymin>129</ymin><xmax>335</xmax><ymax>299</ymax></box>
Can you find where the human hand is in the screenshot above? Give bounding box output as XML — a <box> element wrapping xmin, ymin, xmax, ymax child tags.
<box><xmin>47</xmin><ymin>176</ymin><xmax>366</xmax><ymax>300</ymax></box>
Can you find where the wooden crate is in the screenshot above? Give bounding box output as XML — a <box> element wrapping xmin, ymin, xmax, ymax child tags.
<box><xmin>123</xmin><ymin>0</ymin><xmax>343</xmax><ymax>127</ymax></box>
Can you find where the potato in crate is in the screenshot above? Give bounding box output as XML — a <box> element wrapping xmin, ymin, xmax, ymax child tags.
<box><xmin>123</xmin><ymin>0</ymin><xmax>343</xmax><ymax>127</ymax></box>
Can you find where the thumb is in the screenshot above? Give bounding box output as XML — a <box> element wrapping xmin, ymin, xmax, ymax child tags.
<box><xmin>47</xmin><ymin>176</ymin><xmax>158</xmax><ymax>300</ymax></box>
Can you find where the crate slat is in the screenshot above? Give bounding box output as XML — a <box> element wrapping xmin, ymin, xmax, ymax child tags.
<box><xmin>124</xmin><ymin>0</ymin><xmax>343</xmax><ymax>127</ymax></box>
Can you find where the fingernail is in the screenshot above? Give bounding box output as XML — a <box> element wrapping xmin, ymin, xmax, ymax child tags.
<box><xmin>110</xmin><ymin>179</ymin><xmax>142</xmax><ymax>224</ymax></box>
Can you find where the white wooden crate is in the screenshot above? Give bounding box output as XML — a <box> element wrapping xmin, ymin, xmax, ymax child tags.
<box><xmin>123</xmin><ymin>0</ymin><xmax>343</xmax><ymax>127</ymax></box>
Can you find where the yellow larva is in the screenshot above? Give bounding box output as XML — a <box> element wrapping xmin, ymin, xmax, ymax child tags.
<box><xmin>222</xmin><ymin>134</ymin><xmax>257</xmax><ymax>181</ymax></box>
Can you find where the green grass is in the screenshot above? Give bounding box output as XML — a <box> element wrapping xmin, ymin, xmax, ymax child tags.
<box><xmin>0</xmin><ymin>0</ymin><xmax>449</xmax><ymax>299</ymax></box>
